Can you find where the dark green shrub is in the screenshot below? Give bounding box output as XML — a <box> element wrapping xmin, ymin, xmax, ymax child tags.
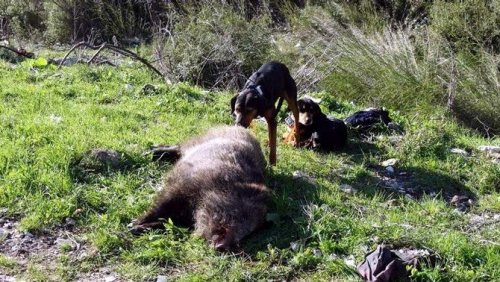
<box><xmin>154</xmin><ymin>2</ymin><xmax>273</xmax><ymax>88</ymax></box>
<box><xmin>429</xmin><ymin>0</ymin><xmax>500</xmax><ymax>52</ymax></box>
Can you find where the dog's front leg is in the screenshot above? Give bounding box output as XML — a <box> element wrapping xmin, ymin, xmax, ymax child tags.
<box><xmin>285</xmin><ymin>97</ymin><xmax>300</xmax><ymax>148</ymax></box>
<box><xmin>265</xmin><ymin>113</ymin><xmax>277</xmax><ymax>165</ymax></box>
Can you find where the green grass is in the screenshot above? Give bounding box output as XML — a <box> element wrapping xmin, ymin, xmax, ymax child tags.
<box><xmin>0</xmin><ymin>57</ymin><xmax>499</xmax><ymax>281</ymax></box>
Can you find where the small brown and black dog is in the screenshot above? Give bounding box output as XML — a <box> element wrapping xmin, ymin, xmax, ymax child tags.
<box><xmin>129</xmin><ymin>126</ymin><xmax>271</xmax><ymax>252</ymax></box>
<box><xmin>285</xmin><ymin>97</ymin><xmax>347</xmax><ymax>152</ymax></box>
<box><xmin>231</xmin><ymin>61</ymin><xmax>299</xmax><ymax>165</ymax></box>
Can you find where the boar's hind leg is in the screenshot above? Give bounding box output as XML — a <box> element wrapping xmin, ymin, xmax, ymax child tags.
<box><xmin>129</xmin><ymin>195</ymin><xmax>192</xmax><ymax>235</ymax></box>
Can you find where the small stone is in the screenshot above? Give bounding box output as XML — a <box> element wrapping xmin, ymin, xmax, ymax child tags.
<box><xmin>65</xmin><ymin>218</ymin><xmax>76</xmax><ymax>227</ymax></box>
<box><xmin>388</xmin><ymin>122</ymin><xmax>404</xmax><ymax>133</ymax></box>
<box><xmin>469</xmin><ymin>214</ymin><xmax>484</xmax><ymax>225</ymax></box>
<box><xmin>339</xmin><ymin>184</ymin><xmax>357</xmax><ymax>194</ymax></box>
<box><xmin>49</xmin><ymin>114</ymin><xmax>63</xmax><ymax>124</ymax></box>
<box><xmin>405</xmin><ymin>194</ymin><xmax>414</xmax><ymax>200</ymax></box>
<box><xmin>489</xmin><ymin>152</ymin><xmax>500</xmax><ymax>159</ymax></box>
<box><xmin>292</xmin><ymin>171</ymin><xmax>305</xmax><ymax>180</ymax></box>
<box><xmin>381</xmin><ymin>158</ymin><xmax>398</xmax><ymax>167</ymax></box>
<box><xmin>313</xmin><ymin>248</ymin><xmax>322</xmax><ymax>257</ymax></box>
<box><xmin>451</xmin><ymin>195</ymin><xmax>469</xmax><ymax>206</ymax></box>
<box><xmin>290</xmin><ymin>241</ymin><xmax>303</xmax><ymax>252</ymax></box>
<box><xmin>156</xmin><ymin>275</ymin><xmax>168</xmax><ymax>282</ymax></box>
<box><xmin>124</xmin><ymin>84</ymin><xmax>134</xmax><ymax>92</ymax></box>
<box><xmin>104</xmin><ymin>276</ymin><xmax>117</xmax><ymax>282</ymax></box>
<box><xmin>454</xmin><ymin>206</ymin><xmax>467</xmax><ymax>213</ymax></box>
<box><xmin>292</xmin><ymin>171</ymin><xmax>316</xmax><ymax>185</ymax></box>
<box><xmin>478</xmin><ymin>145</ymin><xmax>500</xmax><ymax>153</ymax></box>
<box><xmin>0</xmin><ymin>228</ymin><xmax>9</xmax><ymax>241</ymax></box>
<box><xmin>55</xmin><ymin>238</ymin><xmax>74</xmax><ymax>250</ymax></box>
<box><xmin>328</xmin><ymin>253</ymin><xmax>338</xmax><ymax>261</ymax></box>
<box><xmin>388</xmin><ymin>136</ymin><xmax>403</xmax><ymax>144</ymax></box>
<box><xmin>343</xmin><ymin>255</ymin><xmax>356</xmax><ymax>268</ymax></box>
<box><xmin>385</xmin><ymin>166</ymin><xmax>395</xmax><ymax>174</ymax></box>
<box><xmin>22</xmin><ymin>232</ymin><xmax>34</xmax><ymax>239</ymax></box>
<box><xmin>450</xmin><ymin>148</ymin><xmax>469</xmax><ymax>156</ymax></box>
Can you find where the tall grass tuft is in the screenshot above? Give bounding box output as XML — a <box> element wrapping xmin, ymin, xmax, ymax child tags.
<box><xmin>284</xmin><ymin>5</ymin><xmax>499</xmax><ymax>135</ymax></box>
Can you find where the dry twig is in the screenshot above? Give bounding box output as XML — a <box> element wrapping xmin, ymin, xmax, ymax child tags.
<box><xmin>58</xmin><ymin>41</ymin><xmax>164</xmax><ymax>79</ymax></box>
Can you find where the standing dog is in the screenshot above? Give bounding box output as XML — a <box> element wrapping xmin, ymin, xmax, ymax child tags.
<box><xmin>231</xmin><ymin>61</ymin><xmax>299</xmax><ymax>165</ymax></box>
<box><xmin>129</xmin><ymin>126</ymin><xmax>271</xmax><ymax>252</ymax></box>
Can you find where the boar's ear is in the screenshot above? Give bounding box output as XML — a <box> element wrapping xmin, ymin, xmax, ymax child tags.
<box><xmin>230</xmin><ymin>94</ymin><xmax>238</xmax><ymax>114</ymax></box>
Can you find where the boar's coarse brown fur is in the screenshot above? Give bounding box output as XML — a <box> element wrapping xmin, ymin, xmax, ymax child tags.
<box><xmin>130</xmin><ymin>126</ymin><xmax>270</xmax><ymax>251</ymax></box>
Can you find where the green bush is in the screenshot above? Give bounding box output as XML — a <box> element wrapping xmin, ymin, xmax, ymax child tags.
<box><xmin>154</xmin><ymin>2</ymin><xmax>273</xmax><ymax>88</ymax></box>
<box><xmin>429</xmin><ymin>0</ymin><xmax>500</xmax><ymax>52</ymax></box>
<box><xmin>0</xmin><ymin>0</ymin><xmax>46</xmax><ymax>40</ymax></box>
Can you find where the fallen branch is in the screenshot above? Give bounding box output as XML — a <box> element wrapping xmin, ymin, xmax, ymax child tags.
<box><xmin>0</xmin><ymin>45</ymin><xmax>34</xmax><ymax>58</ymax></box>
<box><xmin>57</xmin><ymin>41</ymin><xmax>164</xmax><ymax>79</ymax></box>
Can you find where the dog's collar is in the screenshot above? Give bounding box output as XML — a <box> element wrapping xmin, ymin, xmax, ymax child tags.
<box><xmin>248</xmin><ymin>85</ymin><xmax>264</xmax><ymax>97</ymax></box>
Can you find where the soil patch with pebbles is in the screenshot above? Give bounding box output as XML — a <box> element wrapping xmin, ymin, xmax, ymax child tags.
<box><xmin>0</xmin><ymin>215</ymin><xmax>121</xmax><ymax>281</ymax></box>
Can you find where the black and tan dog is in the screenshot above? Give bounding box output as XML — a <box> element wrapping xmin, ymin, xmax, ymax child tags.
<box><xmin>285</xmin><ymin>97</ymin><xmax>347</xmax><ymax>152</ymax></box>
<box><xmin>231</xmin><ymin>61</ymin><xmax>299</xmax><ymax>165</ymax></box>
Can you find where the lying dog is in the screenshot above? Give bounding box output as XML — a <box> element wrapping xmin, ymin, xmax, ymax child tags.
<box><xmin>129</xmin><ymin>126</ymin><xmax>271</xmax><ymax>252</ymax></box>
<box><xmin>231</xmin><ymin>61</ymin><xmax>299</xmax><ymax>165</ymax></box>
<box><xmin>285</xmin><ymin>97</ymin><xmax>347</xmax><ymax>152</ymax></box>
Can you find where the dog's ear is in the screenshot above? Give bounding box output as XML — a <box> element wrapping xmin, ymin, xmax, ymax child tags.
<box><xmin>311</xmin><ymin>100</ymin><xmax>321</xmax><ymax>114</ymax></box>
<box><xmin>230</xmin><ymin>94</ymin><xmax>238</xmax><ymax>114</ymax></box>
<box><xmin>297</xmin><ymin>99</ymin><xmax>304</xmax><ymax>109</ymax></box>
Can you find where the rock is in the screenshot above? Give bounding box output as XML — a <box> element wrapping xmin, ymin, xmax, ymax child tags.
<box><xmin>292</xmin><ymin>171</ymin><xmax>316</xmax><ymax>185</ymax></box>
<box><xmin>0</xmin><ymin>274</ymin><xmax>16</xmax><ymax>282</ymax></box>
<box><xmin>394</xmin><ymin>247</ymin><xmax>434</xmax><ymax>267</ymax></box>
<box><xmin>124</xmin><ymin>84</ymin><xmax>134</xmax><ymax>92</ymax></box>
<box><xmin>157</xmin><ymin>275</ymin><xmax>168</xmax><ymax>282</ymax></box>
<box><xmin>450</xmin><ymin>195</ymin><xmax>471</xmax><ymax>206</ymax></box>
<box><xmin>22</xmin><ymin>232</ymin><xmax>34</xmax><ymax>239</ymax></box>
<box><xmin>451</xmin><ymin>195</ymin><xmax>473</xmax><ymax>213</ymax></box>
<box><xmin>0</xmin><ymin>227</ymin><xmax>9</xmax><ymax>241</ymax></box>
<box><xmin>386</xmin><ymin>179</ymin><xmax>402</xmax><ymax>190</ymax></box>
<box><xmin>104</xmin><ymin>276</ymin><xmax>117</xmax><ymax>282</ymax></box>
<box><xmin>65</xmin><ymin>217</ymin><xmax>76</xmax><ymax>227</ymax></box>
<box><xmin>381</xmin><ymin>158</ymin><xmax>398</xmax><ymax>167</ymax></box>
<box><xmin>55</xmin><ymin>238</ymin><xmax>74</xmax><ymax>250</ymax></box>
<box><xmin>290</xmin><ymin>240</ymin><xmax>304</xmax><ymax>252</ymax></box>
<box><xmin>88</xmin><ymin>149</ymin><xmax>122</xmax><ymax>169</ymax></box>
<box><xmin>49</xmin><ymin>114</ymin><xmax>63</xmax><ymax>124</ymax></box>
<box><xmin>71</xmin><ymin>148</ymin><xmax>128</xmax><ymax>181</ymax></box>
<box><xmin>478</xmin><ymin>145</ymin><xmax>500</xmax><ymax>153</ymax></box>
<box><xmin>0</xmin><ymin>207</ymin><xmax>8</xmax><ymax>215</ymax></box>
<box><xmin>469</xmin><ymin>214</ymin><xmax>485</xmax><ymax>225</ymax></box>
<box><xmin>339</xmin><ymin>184</ymin><xmax>357</xmax><ymax>194</ymax></box>
<box><xmin>313</xmin><ymin>248</ymin><xmax>322</xmax><ymax>257</ymax></box>
<box><xmin>450</xmin><ymin>148</ymin><xmax>469</xmax><ymax>156</ymax></box>
<box><xmin>388</xmin><ymin>136</ymin><xmax>404</xmax><ymax>145</ymax></box>
<box><xmin>343</xmin><ymin>255</ymin><xmax>357</xmax><ymax>268</ymax></box>
<box><xmin>3</xmin><ymin>221</ymin><xmax>14</xmax><ymax>229</ymax></box>
<box><xmin>385</xmin><ymin>166</ymin><xmax>395</xmax><ymax>174</ymax></box>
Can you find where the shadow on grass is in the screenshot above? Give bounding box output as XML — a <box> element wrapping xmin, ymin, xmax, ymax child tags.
<box><xmin>69</xmin><ymin>149</ymin><xmax>149</xmax><ymax>183</ymax></box>
<box><xmin>243</xmin><ymin>171</ymin><xmax>323</xmax><ymax>254</ymax></box>
<box><xmin>345</xmin><ymin>164</ymin><xmax>476</xmax><ymax>201</ymax></box>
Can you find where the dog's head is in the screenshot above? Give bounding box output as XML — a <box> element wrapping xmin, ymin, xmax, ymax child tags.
<box><xmin>298</xmin><ymin>97</ymin><xmax>322</xmax><ymax>126</ymax></box>
<box><xmin>231</xmin><ymin>86</ymin><xmax>266</xmax><ymax>128</ymax></box>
